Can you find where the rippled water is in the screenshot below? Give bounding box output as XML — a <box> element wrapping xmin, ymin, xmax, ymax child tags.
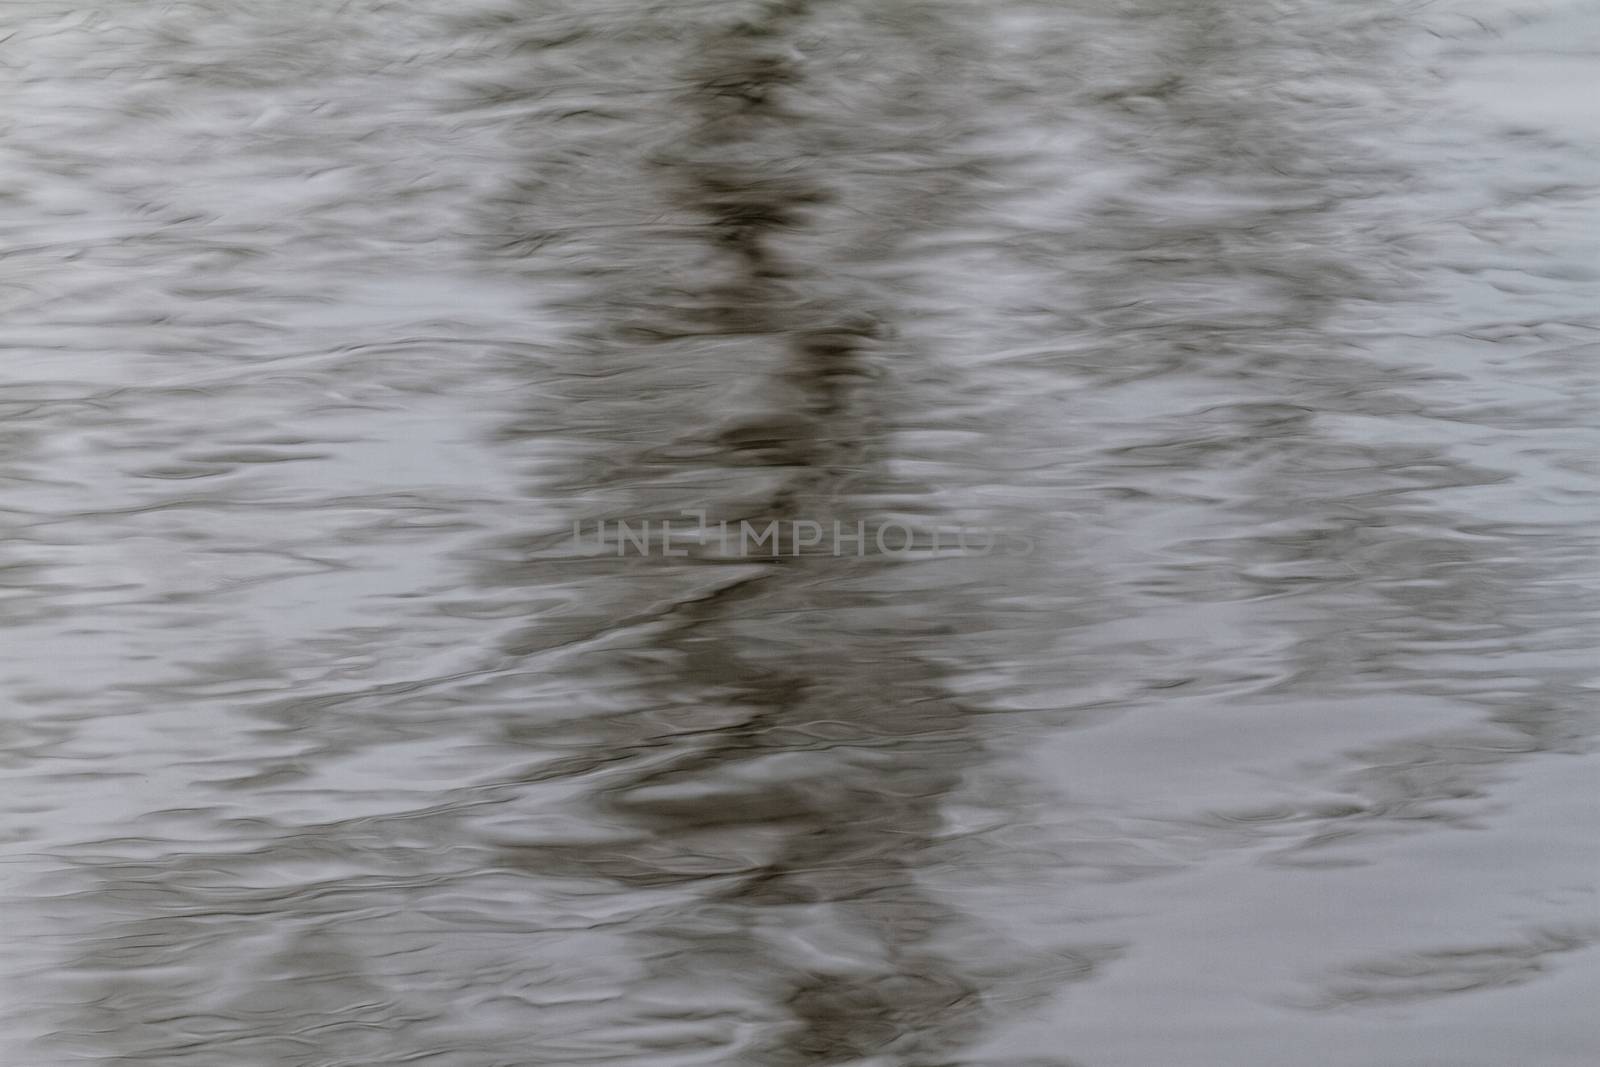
<box><xmin>2</xmin><ymin>0</ymin><xmax>1597</xmax><ymax>1063</ymax></box>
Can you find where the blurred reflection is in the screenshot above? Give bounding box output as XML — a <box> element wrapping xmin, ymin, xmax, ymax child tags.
<box><xmin>1</xmin><ymin>0</ymin><xmax>1596</xmax><ymax>1065</ymax></box>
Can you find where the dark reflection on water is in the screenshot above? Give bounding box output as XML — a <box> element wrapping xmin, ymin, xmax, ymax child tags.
<box><xmin>2</xmin><ymin>0</ymin><xmax>1597</xmax><ymax>1064</ymax></box>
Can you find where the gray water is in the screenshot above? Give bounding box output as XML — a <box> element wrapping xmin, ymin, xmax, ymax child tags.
<box><xmin>2</xmin><ymin>1</ymin><xmax>1597</xmax><ymax>1064</ymax></box>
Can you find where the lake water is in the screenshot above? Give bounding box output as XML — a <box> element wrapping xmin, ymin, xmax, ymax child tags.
<box><xmin>1</xmin><ymin>1</ymin><xmax>1596</xmax><ymax>1064</ymax></box>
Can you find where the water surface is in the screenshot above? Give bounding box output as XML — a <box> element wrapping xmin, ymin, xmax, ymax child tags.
<box><xmin>2</xmin><ymin>1</ymin><xmax>1597</xmax><ymax>1064</ymax></box>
